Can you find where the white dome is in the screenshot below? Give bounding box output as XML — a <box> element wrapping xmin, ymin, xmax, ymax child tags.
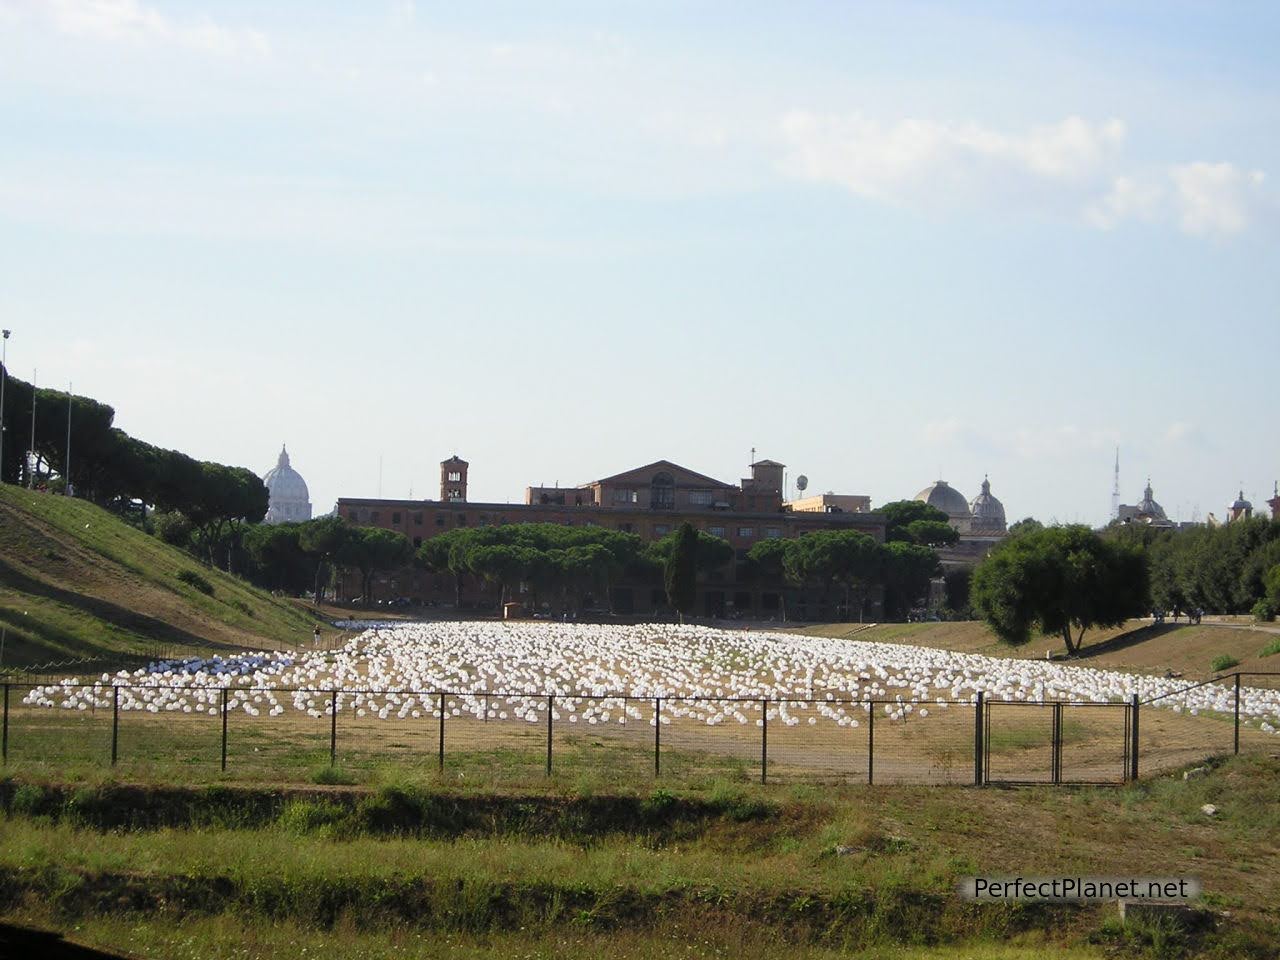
<box><xmin>263</xmin><ymin>446</ymin><xmax>312</xmax><ymax>524</ymax></box>
<box><xmin>914</xmin><ymin>480</ymin><xmax>971</xmax><ymax>520</ymax></box>
<box><xmin>968</xmin><ymin>476</ymin><xmax>1006</xmax><ymax>533</ymax></box>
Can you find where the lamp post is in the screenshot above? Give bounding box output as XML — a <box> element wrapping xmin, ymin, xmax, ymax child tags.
<box><xmin>0</xmin><ymin>330</ymin><xmax>8</xmax><ymax>484</ymax></box>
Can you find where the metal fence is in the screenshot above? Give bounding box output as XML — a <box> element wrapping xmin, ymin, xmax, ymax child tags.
<box><xmin>2</xmin><ymin>673</ymin><xmax>1276</xmax><ymax>786</ymax></box>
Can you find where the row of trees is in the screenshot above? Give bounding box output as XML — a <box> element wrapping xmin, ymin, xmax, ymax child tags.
<box><xmin>967</xmin><ymin>514</ymin><xmax>1280</xmax><ymax>655</ymax></box>
<box><xmin>1</xmin><ymin>367</ymin><xmax>269</xmax><ymax>568</ymax></box>
<box><xmin>1112</xmin><ymin>517</ymin><xmax>1280</xmax><ymax>619</ymax></box>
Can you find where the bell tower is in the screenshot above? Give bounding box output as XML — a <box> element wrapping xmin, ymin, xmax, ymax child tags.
<box><xmin>441</xmin><ymin>455</ymin><xmax>468</xmax><ymax>502</ymax></box>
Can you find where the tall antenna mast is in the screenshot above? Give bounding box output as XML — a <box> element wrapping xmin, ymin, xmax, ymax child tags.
<box><xmin>1111</xmin><ymin>447</ymin><xmax>1120</xmax><ymax>521</ymax></box>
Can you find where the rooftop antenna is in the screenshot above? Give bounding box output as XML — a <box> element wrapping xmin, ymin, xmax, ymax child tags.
<box><xmin>750</xmin><ymin>446</ymin><xmax>756</xmax><ymax>466</ymax></box>
<box><xmin>1111</xmin><ymin>447</ymin><xmax>1120</xmax><ymax>521</ymax></box>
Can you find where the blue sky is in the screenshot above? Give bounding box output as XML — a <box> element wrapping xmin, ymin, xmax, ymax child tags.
<box><xmin>2</xmin><ymin>1</ymin><xmax>1276</xmax><ymax>524</ymax></box>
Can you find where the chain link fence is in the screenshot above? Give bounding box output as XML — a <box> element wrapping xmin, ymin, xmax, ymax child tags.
<box><xmin>3</xmin><ymin>674</ymin><xmax>1278</xmax><ymax>786</ymax></box>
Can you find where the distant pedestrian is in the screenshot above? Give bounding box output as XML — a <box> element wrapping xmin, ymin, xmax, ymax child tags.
<box><xmin>313</xmin><ymin>625</ymin><xmax>322</xmax><ymax>647</ymax></box>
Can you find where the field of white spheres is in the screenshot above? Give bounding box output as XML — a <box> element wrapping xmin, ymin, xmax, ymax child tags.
<box><xmin>19</xmin><ymin>622</ymin><xmax>1280</xmax><ymax>737</ymax></box>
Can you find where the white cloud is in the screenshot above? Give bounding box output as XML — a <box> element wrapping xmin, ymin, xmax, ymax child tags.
<box><xmin>779</xmin><ymin>109</ymin><xmax>1272</xmax><ymax>239</ymax></box>
<box><xmin>1170</xmin><ymin>162</ymin><xmax>1265</xmax><ymax>236</ymax></box>
<box><xmin>1085</xmin><ymin>175</ymin><xmax>1164</xmax><ymax>229</ymax></box>
<box><xmin>11</xmin><ymin>0</ymin><xmax>269</xmax><ymax>58</ymax></box>
<box><xmin>778</xmin><ymin>112</ymin><xmax>1125</xmax><ymax>203</ymax></box>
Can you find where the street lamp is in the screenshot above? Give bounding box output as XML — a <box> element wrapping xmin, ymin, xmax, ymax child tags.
<box><xmin>0</xmin><ymin>329</ymin><xmax>9</xmax><ymax>484</ymax></box>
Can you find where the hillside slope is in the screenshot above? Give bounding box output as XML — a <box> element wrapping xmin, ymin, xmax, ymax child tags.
<box><xmin>0</xmin><ymin>486</ymin><xmax>324</xmax><ymax>668</ymax></box>
<box><xmin>794</xmin><ymin>619</ymin><xmax>1280</xmax><ymax>679</ymax></box>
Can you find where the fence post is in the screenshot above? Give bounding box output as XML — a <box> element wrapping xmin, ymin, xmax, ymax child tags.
<box><xmin>654</xmin><ymin>697</ymin><xmax>661</xmax><ymax>777</ymax></box>
<box><xmin>973</xmin><ymin>692</ymin><xmax>984</xmax><ymax>786</ymax></box>
<box><xmin>867</xmin><ymin>701</ymin><xmax>874</xmax><ymax>786</ymax></box>
<box><xmin>1233</xmin><ymin>673</ymin><xmax>1241</xmax><ymax>755</ymax></box>
<box><xmin>545</xmin><ymin>694</ymin><xmax>553</xmax><ymax>777</ymax></box>
<box><xmin>220</xmin><ymin>687</ymin><xmax>228</xmax><ymax>772</ymax></box>
<box><xmin>1129</xmin><ymin>694</ymin><xmax>1139</xmax><ymax>782</ymax></box>
<box><xmin>438</xmin><ymin>692</ymin><xmax>445</xmax><ymax>773</ymax></box>
<box><xmin>329</xmin><ymin>692</ymin><xmax>338</xmax><ymax>767</ymax></box>
<box><xmin>2</xmin><ymin>683</ymin><xmax>9</xmax><ymax>765</ymax></box>
<box><xmin>111</xmin><ymin>685</ymin><xmax>119</xmax><ymax>766</ymax></box>
<box><xmin>1052</xmin><ymin>702</ymin><xmax>1063</xmax><ymax>785</ymax></box>
<box><xmin>761</xmin><ymin>698</ymin><xmax>768</xmax><ymax>785</ymax></box>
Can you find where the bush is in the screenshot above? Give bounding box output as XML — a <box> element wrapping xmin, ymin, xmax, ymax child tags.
<box><xmin>1210</xmin><ymin>655</ymin><xmax>1240</xmax><ymax>673</ymax></box>
<box><xmin>1260</xmin><ymin>638</ymin><xmax>1280</xmax><ymax>659</ymax></box>
<box><xmin>177</xmin><ymin>569</ymin><xmax>214</xmax><ymax>595</ymax></box>
<box><xmin>311</xmin><ymin>766</ymin><xmax>356</xmax><ymax>786</ymax></box>
<box><xmin>1252</xmin><ymin>599</ymin><xmax>1275</xmax><ymax>623</ymax></box>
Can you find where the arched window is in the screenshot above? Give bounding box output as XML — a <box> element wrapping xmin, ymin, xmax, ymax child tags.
<box><xmin>651</xmin><ymin>472</ymin><xmax>675</xmax><ymax>510</ymax></box>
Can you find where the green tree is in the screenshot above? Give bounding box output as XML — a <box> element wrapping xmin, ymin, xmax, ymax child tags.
<box><xmin>1007</xmin><ymin>517</ymin><xmax>1044</xmax><ymax>538</ymax></box>
<box><xmin>971</xmin><ymin>525</ymin><xmax>1148</xmax><ymax>654</ymax></box>
<box><xmin>664</xmin><ymin>522</ymin><xmax>699</xmax><ymax>621</ymax></box>
<box><xmin>340</xmin><ymin>527</ymin><xmax>412</xmax><ymax>604</ymax></box>
<box><xmin>904</xmin><ymin>519</ymin><xmax>959</xmax><ymax>547</ymax></box>
<box><xmin>878</xmin><ymin>500</ymin><xmax>954</xmax><ymax>543</ymax></box>
<box><xmin>880</xmin><ymin>541</ymin><xmax>940</xmax><ymax>620</ymax></box>
<box><xmin>244</xmin><ymin>522</ymin><xmax>312</xmax><ymax>594</ymax></box>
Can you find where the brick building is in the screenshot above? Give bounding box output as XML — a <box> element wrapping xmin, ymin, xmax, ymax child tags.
<box><xmin>336</xmin><ymin>456</ymin><xmax>885</xmax><ymax>619</ymax></box>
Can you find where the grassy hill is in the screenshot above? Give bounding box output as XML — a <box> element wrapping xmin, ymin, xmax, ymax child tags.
<box><xmin>0</xmin><ymin>485</ymin><xmax>325</xmax><ymax>669</ymax></box>
<box><xmin>791</xmin><ymin>620</ymin><xmax>1280</xmax><ymax>679</ymax></box>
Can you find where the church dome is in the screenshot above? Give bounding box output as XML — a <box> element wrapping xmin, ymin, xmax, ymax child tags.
<box><xmin>1137</xmin><ymin>480</ymin><xmax>1166</xmax><ymax>521</ymax></box>
<box><xmin>914</xmin><ymin>480</ymin><xmax>971</xmax><ymax>520</ymax></box>
<box><xmin>1231</xmin><ymin>490</ymin><xmax>1252</xmax><ymax>512</ymax></box>
<box><xmin>968</xmin><ymin>476</ymin><xmax>1006</xmax><ymax>533</ymax></box>
<box><xmin>263</xmin><ymin>445</ymin><xmax>312</xmax><ymax>524</ymax></box>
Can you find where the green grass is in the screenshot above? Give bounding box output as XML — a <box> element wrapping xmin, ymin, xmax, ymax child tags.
<box><xmin>1</xmin><ymin>755</ymin><xmax>1278</xmax><ymax>959</ymax></box>
<box><xmin>1259</xmin><ymin>638</ymin><xmax>1280</xmax><ymax>658</ymax></box>
<box><xmin>0</xmin><ymin>912</ymin><xmax>1112</xmax><ymax>960</ymax></box>
<box><xmin>0</xmin><ymin>485</ymin><xmax>325</xmax><ymax>666</ymax></box>
<box><xmin>1210</xmin><ymin>655</ymin><xmax>1240</xmax><ymax>673</ymax></box>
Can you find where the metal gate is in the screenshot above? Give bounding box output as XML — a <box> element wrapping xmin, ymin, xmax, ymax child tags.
<box><xmin>983</xmin><ymin>700</ymin><xmax>1129</xmax><ymax>785</ymax></box>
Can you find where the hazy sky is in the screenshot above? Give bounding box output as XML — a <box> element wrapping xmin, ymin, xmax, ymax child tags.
<box><xmin>2</xmin><ymin>1</ymin><xmax>1277</xmax><ymax>525</ymax></box>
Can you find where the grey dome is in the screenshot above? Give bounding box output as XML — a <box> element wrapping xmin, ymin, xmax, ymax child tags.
<box><xmin>263</xmin><ymin>445</ymin><xmax>312</xmax><ymax>524</ymax></box>
<box><xmin>968</xmin><ymin>476</ymin><xmax>1006</xmax><ymax>533</ymax></box>
<box><xmin>914</xmin><ymin>480</ymin><xmax>971</xmax><ymax>520</ymax></box>
<box><xmin>1137</xmin><ymin>480</ymin><xmax>1166</xmax><ymax>521</ymax></box>
<box><xmin>1231</xmin><ymin>490</ymin><xmax>1252</xmax><ymax>512</ymax></box>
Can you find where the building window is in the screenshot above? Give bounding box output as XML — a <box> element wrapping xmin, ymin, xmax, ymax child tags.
<box><xmin>413</xmin><ymin>512</ymin><xmax>423</xmax><ymax>525</ymax></box>
<box><xmin>765</xmin><ymin>527</ymin><xmax>781</xmax><ymax>539</ymax></box>
<box><xmin>653</xmin><ymin>524</ymin><xmax>671</xmax><ymax>536</ymax></box>
<box><xmin>392</xmin><ymin>512</ymin><xmax>401</xmax><ymax>525</ymax></box>
<box><xmin>612</xmin><ymin>487</ymin><xmax>637</xmax><ymax>504</ymax></box>
<box><xmin>435</xmin><ymin>515</ymin><xmax>445</xmax><ymax>526</ymax></box>
<box><xmin>370</xmin><ymin>511</ymin><xmax>381</xmax><ymax>523</ymax></box>
<box><xmin>457</xmin><ymin>514</ymin><xmax>467</xmax><ymax>525</ymax></box>
<box><xmin>348</xmin><ymin>510</ymin><xmax>358</xmax><ymax>521</ymax></box>
<box><xmin>618</xmin><ymin>522</ymin><xmax>633</xmax><ymax>533</ymax></box>
<box><xmin>447</xmin><ymin>471</ymin><xmax>462</xmax><ymax>482</ymax></box>
<box><xmin>651</xmin><ymin>472</ymin><xmax>675</xmax><ymax>510</ymax></box>
<box><xmin>709</xmin><ymin>525</ymin><xmax>726</xmax><ymax>538</ymax></box>
<box><xmin>689</xmin><ymin>489</ymin><xmax>713</xmax><ymax>506</ymax></box>
<box><xmin>737</xmin><ymin>526</ymin><xmax>754</xmax><ymax>538</ymax></box>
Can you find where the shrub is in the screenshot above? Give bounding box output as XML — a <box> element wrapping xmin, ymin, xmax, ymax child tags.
<box><xmin>1252</xmin><ymin>599</ymin><xmax>1275</xmax><ymax>623</ymax></box>
<box><xmin>177</xmin><ymin>569</ymin><xmax>214</xmax><ymax>596</ymax></box>
<box><xmin>311</xmin><ymin>766</ymin><xmax>356</xmax><ymax>786</ymax></box>
<box><xmin>1210</xmin><ymin>655</ymin><xmax>1240</xmax><ymax>673</ymax></box>
<box><xmin>1260</xmin><ymin>638</ymin><xmax>1280</xmax><ymax>659</ymax></box>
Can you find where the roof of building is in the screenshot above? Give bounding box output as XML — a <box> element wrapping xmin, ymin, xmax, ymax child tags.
<box><xmin>968</xmin><ymin>476</ymin><xmax>1006</xmax><ymax>530</ymax></box>
<box><xmin>263</xmin><ymin>445</ymin><xmax>309</xmax><ymax>505</ymax></box>
<box><xmin>914</xmin><ymin>480</ymin><xmax>971</xmax><ymax>519</ymax></box>
<box><xmin>1231</xmin><ymin>490</ymin><xmax>1253</xmax><ymax>511</ymax></box>
<box><xmin>1137</xmin><ymin>479</ymin><xmax>1167</xmax><ymax>520</ymax></box>
<box><xmin>592</xmin><ymin>460</ymin><xmax>735</xmax><ymax>489</ymax></box>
